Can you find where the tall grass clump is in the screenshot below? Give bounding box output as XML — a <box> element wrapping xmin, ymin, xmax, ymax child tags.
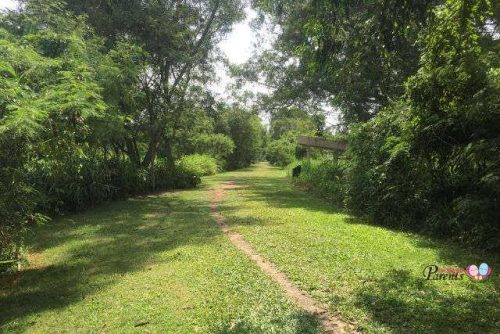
<box><xmin>176</xmin><ymin>154</ymin><xmax>218</xmax><ymax>177</ymax></box>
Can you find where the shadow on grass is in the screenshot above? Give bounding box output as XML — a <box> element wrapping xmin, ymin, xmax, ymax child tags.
<box><xmin>353</xmin><ymin>269</ymin><xmax>500</xmax><ymax>333</ymax></box>
<box><xmin>224</xmin><ymin>174</ymin><xmax>345</xmax><ymax>215</ymax></box>
<box><xmin>230</xmin><ymin>165</ymin><xmax>499</xmax><ymax>268</ymax></box>
<box><xmin>0</xmin><ymin>194</ymin><xmax>217</xmax><ymax>330</ymax></box>
<box><xmin>342</xmin><ymin>215</ymin><xmax>500</xmax><ymax>269</ymax></box>
<box><xmin>223</xmin><ymin>164</ymin><xmax>500</xmax><ymax>332</ymax></box>
<box><xmin>213</xmin><ymin>311</ymin><xmax>322</xmax><ymax>334</ymax></box>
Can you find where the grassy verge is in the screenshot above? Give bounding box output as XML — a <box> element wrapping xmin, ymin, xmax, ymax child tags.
<box><xmin>211</xmin><ymin>163</ymin><xmax>500</xmax><ymax>333</ymax></box>
<box><xmin>0</xmin><ymin>179</ymin><xmax>321</xmax><ymax>333</ymax></box>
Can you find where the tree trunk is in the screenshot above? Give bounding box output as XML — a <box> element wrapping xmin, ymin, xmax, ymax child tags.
<box><xmin>142</xmin><ymin>128</ymin><xmax>163</xmax><ymax>168</ymax></box>
<box><xmin>125</xmin><ymin>137</ymin><xmax>141</xmax><ymax>166</ymax></box>
<box><xmin>164</xmin><ymin>137</ymin><xmax>175</xmax><ymax>169</ymax></box>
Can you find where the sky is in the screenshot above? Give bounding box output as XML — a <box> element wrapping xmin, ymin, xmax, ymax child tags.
<box><xmin>0</xmin><ymin>0</ymin><xmax>17</xmax><ymax>10</ymax></box>
<box><xmin>209</xmin><ymin>7</ymin><xmax>269</xmax><ymax>102</ymax></box>
<box><xmin>219</xmin><ymin>7</ymin><xmax>258</xmax><ymax>66</ymax></box>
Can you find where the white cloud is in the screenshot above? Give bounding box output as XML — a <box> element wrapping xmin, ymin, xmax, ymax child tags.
<box><xmin>218</xmin><ymin>7</ymin><xmax>257</xmax><ymax>65</ymax></box>
<box><xmin>0</xmin><ymin>0</ymin><xmax>18</xmax><ymax>11</ymax></box>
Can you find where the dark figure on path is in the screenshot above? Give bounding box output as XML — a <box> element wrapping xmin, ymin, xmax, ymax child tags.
<box><xmin>292</xmin><ymin>165</ymin><xmax>302</xmax><ymax>178</ymax></box>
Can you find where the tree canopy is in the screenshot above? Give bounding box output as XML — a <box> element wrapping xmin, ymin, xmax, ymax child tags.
<box><xmin>267</xmin><ymin>0</ymin><xmax>499</xmax><ymax>249</ymax></box>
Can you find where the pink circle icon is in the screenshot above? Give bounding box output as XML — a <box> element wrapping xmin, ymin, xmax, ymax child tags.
<box><xmin>467</xmin><ymin>265</ymin><xmax>479</xmax><ymax>277</ymax></box>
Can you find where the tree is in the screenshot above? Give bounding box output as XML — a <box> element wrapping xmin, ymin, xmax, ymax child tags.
<box><xmin>405</xmin><ymin>0</ymin><xmax>500</xmax><ymax>246</ymax></box>
<box><xmin>66</xmin><ymin>0</ymin><xmax>245</xmax><ymax>168</ymax></box>
<box><xmin>0</xmin><ymin>2</ymin><xmax>108</xmax><ymax>266</ymax></box>
<box><xmin>343</xmin><ymin>0</ymin><xmax>499</xmax><ymax>247</ymax></box>
<box><xmin>192</xmin><ymin>133</ymin><xmax>235</xmax><ymax>161</ymax></box>
<box><xmin>251</xmin><ymin>0</ymin><xmax>439</xmax><ymax>123</ymax></box>
<box><xmin>225</xmin><ymin>109</ymin><xmax>264</xmax><ymax>169</ymax></box>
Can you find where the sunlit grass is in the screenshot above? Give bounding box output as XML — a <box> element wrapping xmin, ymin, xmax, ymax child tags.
<box><xmin>210</xmin><ymin>163</ymin><xmax>500</xmax><ymax>333</ymax></box>
<box><xmin>2</xmin><ymin>162</ymin><xmax>498</xmax><ymax>333</ymax></box>
<box><xmin>0</xmin><ymin>180</ymin><xmax>321</xmax><ymax>333</ymax></box>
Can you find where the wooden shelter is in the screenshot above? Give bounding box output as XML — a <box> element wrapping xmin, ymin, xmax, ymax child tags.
<box><xmin>297</xmin><ymin>136</ymin><xmax>347</xmax><ymax>157</ymax></box>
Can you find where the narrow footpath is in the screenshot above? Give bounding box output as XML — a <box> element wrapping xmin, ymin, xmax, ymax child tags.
<box><xmin>210</xmin><ymin>181</ymin><xmax>356</xmax><ymax>334</ymax></box>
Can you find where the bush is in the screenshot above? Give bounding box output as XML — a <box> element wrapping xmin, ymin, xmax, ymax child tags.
<box><xmin>290</xmin><ymin>159</ymin><xmax>346</xmax><ymax>205</ymax></box>
<box><xmin>26</xmin><ymin>155</ymin><xmax>202</xmax><ymax>214</ymax></box>
<box><xmin>294</xmin><ymin>101</ymin><xmax>499</xmax><ymax>250</ymax></box>
<box><xmin>226</xmin><ymin>110</ymin><xmax>264</xmax><ymax>169</ymax></box>
<box><xmin>286</xmin><ymin>1</ymin><xmax>500</xmax><ymax>250</ymax></box>
<box><xmin>344</xmin><ymin>103</ymin><xmax>431</xmax><ymax>228</ymax></box>
<box><xmin>175</xmin><ymin>154</ymin><xmax>218</xmax><ymax>177</ymax></box>
<box><xmin>0</xmin><ymin>135</ymin><xmax>48</xmax><ymax>272</ymax></box>
<box><xmin>192</xmin><ymin>133</ymin><xmax>235</xmax><ymax>161</ymax></box>
<box><xmin>266</xmin><ymin>138</ymin><xmax>295</xmax><ymax>167</ymax></box>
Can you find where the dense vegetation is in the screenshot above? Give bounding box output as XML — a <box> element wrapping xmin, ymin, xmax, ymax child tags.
<box><xmin>258</xmin><ymin>0</ymin><xmax>499</xmax><ymax>250</ymax></box>
<box><xmin>1</xmin><ymin>0</ymin><xmax>498</xmax><ymax>270</ymax></box>
<box><xmin>0</xmin><ymin>0</ymin><xmax>265</xmax><ymax>270</ymax></box>
<box><xmin>1</xmin><ymin>1</ymin><xmax>498</xmax><ymax>331</ymax></box>
<box><xmin>265</xmin><ymin>108</ymin><xmax>326</xmax><ymax>166</ymax></box>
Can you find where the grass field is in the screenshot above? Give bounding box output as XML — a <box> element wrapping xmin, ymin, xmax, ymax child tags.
<box><xmin>1</xmin><ymin>163</ymin><xmax>499</xmax><ymax>333</ymax></box>
<box><xmin>0</xmin><ymin>176</ymin><xmax>321</xmax><ymax>333</ymax></box>
<box><xmin>208</xmin><ymin>163</ymin><xmax>500</xmax><ymax>333</ymax></box>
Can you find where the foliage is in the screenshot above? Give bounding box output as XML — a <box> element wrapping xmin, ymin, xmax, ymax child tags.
<box><xmin>404</xmin><ymin>0</ymin><xmax>500</xmax><ymax>247</ymax></box>
<box><xmin>269</xmin><ymin>107</ymin><xmax>320</xmax><ymax>140</ymax></box>
<box><xmin>266</xmin><ymin>136</ymin><xmax>295</xmax><ymax>167</ymax></box>
<box><xmin>0</xmin><ymin>133</ymin><xmax>48</xmax><ymax>272</ymax></box>
<box><xmin>192</xmin><ymin>133</ymin><xmax>235</xmax><ymax>165</ymax></box>
<box><xmin>176</xmin><ymin>154</ymin><xmax>218</xmax><ymax>177</ymax></box>
<box><xmin>0</xmin><ymin>1</ymin><xmax>260</xmax><ymax>267</ymax></box>
<box><xmin>291</xmin><ymin>159</ymin><xmax>346</xmax><ymax>205</ymax></box>
<box><xmin>26</xmin><ymin>156</ymin><xmax>200</xmax><ymax>214</ymax></box>
<box><xmin>265</xmin><ymin>107</ymin><xmax>323</xmax><ymax>166</ymax></box>
<box><xmin>290</xmin><ymin>0</ymin><xmax>500</xmax><ymax>249</ymax></box>
<box><xmin>66</xmin><ymin>0</ymin><xmax>245</xmax><ymax>168</ymax></box>
<box><xmin>252</xmin><ymin>0</ymin><xmax>439</xmax><ymax>123</ymax></box>
<box><xmin>343</xmin><ymin>103</ymin><xmax>431</xmax><ymax>226</ymax></box>
<box><xmin>225</xmin><ymin>109</ymin><xmax>264</xmax><ymax>169</ymax></box>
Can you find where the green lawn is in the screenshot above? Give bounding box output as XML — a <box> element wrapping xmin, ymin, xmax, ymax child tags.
<box><xmin>207</xmin><ymin>163</ymin><xmax>500</xmax><ymax>333</ymax></box>
<box><xmin>0</xmin><ymin>178</ymin><xmax>321</xmax><ymax>333</ymax></box>
<box><xmin>1</xmin><ymin>163</ymin><xmax>499</xmax><ymax>333</ymax></box>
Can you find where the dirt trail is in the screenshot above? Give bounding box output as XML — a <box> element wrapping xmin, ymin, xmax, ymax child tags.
<box><xmin>210</xmin><ymin>181</ymin><xmax>357</xmax><ymax>334</ymax></box>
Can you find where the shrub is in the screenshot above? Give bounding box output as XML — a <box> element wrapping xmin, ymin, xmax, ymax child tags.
<box><xmin>175</xmin><ymin>154</ymin><xmax>218</xmax><ymax>177</ymax></box>
<box><xmin>154</xmin><ymin>158</ymin><xmax>201</xmax><ymax>189</ymax></box>
<box><xmin>26</xmin><ymin>155</ymin><xmax>202</xmax><ymax>214</ymax></box>
<box><xmin>295</xmin><ymin>100</ymin><xmax>499</xmax><ymax>249</ymax></box>
<box><xmin>171</xmin><ymin>164</ymin><xmax>202</xmax><ymax>189</ymax></box>
<box><xmin>266</xmin><ymin>138</ymin><xmax>295</xmax><ymax>167</ymax></box>
<box><xmin>290</xmin><ymin>159</ymin><xmax>346</xmax><ymax>205</ymax></box>
<box><xmin>286</xmin><ymin>1</ymin><xmax>500</xmax><ymax>250</ymax></box>
<box><xmin>226</xmin><ymin>111</ymin><xmax>264</xmax><ymax>169</ymax></box>
<box><xmin>0</xmin><ymin>135</ymin><xmax>48</xmax><ymax>272</ymax></box>
<box><xmin>344</xmin><ymin>103</ymin><xmax>431</xmax><ymax>228</ymax></box>
<box><xmin>192</xmin><ymin>133</ymin><xmax>235</xmax><ymax>161</ymax></box>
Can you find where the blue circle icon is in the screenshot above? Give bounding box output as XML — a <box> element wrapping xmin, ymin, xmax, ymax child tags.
<box><xmin>478</xmin><ymin>263</ymin><xmax>489</xmax><ymax>276</ymax></box>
